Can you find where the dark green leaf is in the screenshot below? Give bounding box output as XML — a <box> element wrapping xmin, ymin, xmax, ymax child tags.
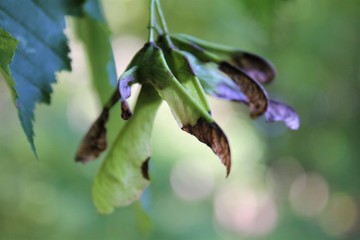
<box><xmin>0</xmin><ymin>0</ymin><xmax>85</xmax><ymax>154</ymax></box>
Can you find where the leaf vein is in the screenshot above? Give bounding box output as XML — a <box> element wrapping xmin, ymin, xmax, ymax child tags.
<box><xmin>0</xmin><ymin>6</ymin><xmax>67</xmax><ymax>63</ymax></box>
<box><xmin>30</xmin><ymin>0</ymin><xmax>63</xmax><ymax>28</ymax></box>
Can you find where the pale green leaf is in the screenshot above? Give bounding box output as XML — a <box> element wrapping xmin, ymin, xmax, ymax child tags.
<box><xmin>162</xmin><ymin>47</ymin><xmax>211</xmax><ymax>113</ymax></box>
<box><xmin>92</xmin><ymin>85</ymin><xmax>162</xmax><ymax>214</ymax></box>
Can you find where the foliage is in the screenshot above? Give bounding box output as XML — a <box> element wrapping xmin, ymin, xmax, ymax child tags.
<box><xmin>0</xmin><ymin>0</ymin><xmax>80</xmax><ymax>153</ymax></box>
<box><xmin>1</xmin><ymin>0</ymin><xmax>359</xmax><ymax>239</ymax></box>
<box><xmin>0</xmin><ymin>0</ymin><xmax>116</xmax><ymax>154</ymax></box>
<box><xmin>0</xmin><ymin>0</ymin><xmax>298</xmax><ymax>215</ymax></box>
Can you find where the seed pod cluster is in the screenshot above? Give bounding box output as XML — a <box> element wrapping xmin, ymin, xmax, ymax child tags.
<box><xmin>76</xmin><ymin>28</ymin><xmax>299</xmax><ymax>214</ymax></box>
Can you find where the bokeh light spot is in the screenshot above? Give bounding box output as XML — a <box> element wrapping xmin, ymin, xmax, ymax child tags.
<box><xmin>289</xmin><ymin>172</ymin><xmax>329</xmax><ymax>217</ymax></box>
<box><xmin>214</xmin><ymin>186</ymin><xmax>278</xmax><ymax>236</ymax></box>
<box><xmin>320</xmin><ymin>193</ymin><xmax>358</xmax><ymax>236</ymax></box>
<box><xmin>266</xmin><ymin>157</ymin><xmax>304</xmax><ymax>199</ymax></box>
<box><xmin>170</xmin><ymin>159</ymin><xmax>215</xmax><ymax>202</ymax></box>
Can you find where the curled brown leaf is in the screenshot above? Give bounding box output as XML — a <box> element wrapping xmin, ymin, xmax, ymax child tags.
<box><xmin>121</xmin><ymin>101</ymin><xmax>132</xmax><ymax>120</ymax></box>
<box><xmin>182</xmin><ymin>118</ymin><xmax>231</xmax><ymax>176</ymax></box>
<box><xmin>231</xmin><ymin>52</ymin><xmax>276</xmax><ymax>84</ymax></box>
<box><xmin>75</xmin><ymin>110</ymin><xmax>109</xmax><ymax>163</ymax></box>
<box><xmin>219</xmin><ymin>62</ymin><xmax>268</xmax><ymax>118</ymax></box>
<box><xmin>75</xmin><ymin>90</ymin><xmax>120</xmax><ymax>163</ymax></box>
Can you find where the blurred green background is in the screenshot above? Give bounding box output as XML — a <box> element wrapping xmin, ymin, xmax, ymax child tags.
<box><xmin>1</xmin><ymin>0</ymin><xmax>360</xmax><ymax>239</ymax></box>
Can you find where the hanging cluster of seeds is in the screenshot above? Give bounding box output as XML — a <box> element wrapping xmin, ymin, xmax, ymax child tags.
<box><xmin>75</xmin><ymin>0</ymin><xmax>299</xmax><ymax>214</ymax></box>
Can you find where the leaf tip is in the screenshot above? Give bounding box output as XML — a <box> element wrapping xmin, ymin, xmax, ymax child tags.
<box><xmin>121</xmin><ymin>101</ymin><xmax>133</xmax><ymax>120</ymax></box>
<box><xmin>75</xmin><ymin>110</ymin><xmax>109</xmax><ymax>163</ymax></box>
<box><xmin>232</xmin><ymin>52</ymin><xmax>277</xmax><ymax>84</ymax></box>
<box><xmin>265</xmin><ymin>100</ymin><xmax>300</xmax><ymax>130</ymax></box>
<box><xmin>182</xmin><ymin>118</ymin><xmax>231</xmax><ymax>177</ymax></box>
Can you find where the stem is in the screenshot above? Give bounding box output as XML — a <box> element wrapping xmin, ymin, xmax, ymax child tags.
<box><xmin>155</xmin><ymin>0</ymin><xmax>174</xmax><ymax>49</ymax></box>
<box><xmin>154</xmin><ymin>24</ymin><xmax>163</xmax><ymax>35</ymax></box>
<box><xmin>148</xmin><ymin>0</ymin><xmax>156</xmax><ymax>42</ymax></box>
<box><xmin>155</xmin><ymin>0</ymin><xmax>169</xmax><ymax>35</ymax></box>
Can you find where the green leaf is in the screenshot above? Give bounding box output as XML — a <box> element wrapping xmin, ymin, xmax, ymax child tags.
<box><xmin>161</xmin><ymin>46</ymin><xmax>211</xmax><ymax>113</ymax></box>
<box><xmin>92</xmin><ymin>85</ymin><xmax>162</xmax><ymax>214</ymax></box>
<box><xmin>0</xmin><ymin>28</ymin><xmax>18</xmax><ymax>99</ymax></box>
<box><xmin>73</xmin><ymin>0</ymin><xmax>117</xmax><ymax>104</ymax></box>
<box><xmin>137</xmin><ymin>43</ymin><xmax>212</xmax><ymax>125</ymax></box>
<box><xmin>0</xmin><ymin>0</ymin><xmax>84</xmax><ymax>154</ymax></box>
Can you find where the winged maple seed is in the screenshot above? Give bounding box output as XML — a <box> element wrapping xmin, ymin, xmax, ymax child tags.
<box><xmin>75</xmin><ymin>32</ymin><xmax>299</xmax><ymax>213</ymax></box>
